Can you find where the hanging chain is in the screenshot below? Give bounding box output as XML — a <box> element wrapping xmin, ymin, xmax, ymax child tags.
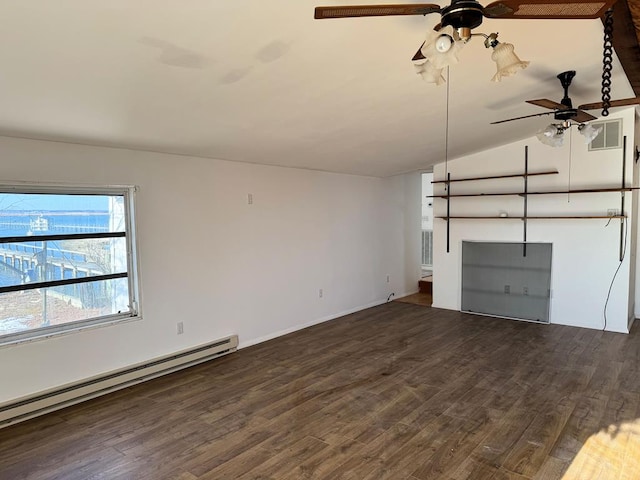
<box><xmin>601</xmin><ymin>7</ymin><xmax>614</xmax><ymax>117</ymax></box>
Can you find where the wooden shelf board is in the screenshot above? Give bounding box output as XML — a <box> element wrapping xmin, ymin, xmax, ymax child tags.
<box><xmin>437</xmin><ymin>215</ymin><xmax>626</xmax><ymax>219</ymax></box>
<box><xmin>432</xmin><ymin>170</ymin><xmax>558</xmax><ymax>184</ymax></box>
<box><xmin>429</xmin><ymin>186</ymin><xmax>640</xmax><ymax>199</ymax></box>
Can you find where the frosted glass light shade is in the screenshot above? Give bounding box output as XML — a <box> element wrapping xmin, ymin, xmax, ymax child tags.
<box><xmin>420</xmin><ymin>26</ymin><xmax>464</xmax><ymax>70</ymax></box>
<box><xmin>491</xmin><ymin>43</ymin><xmax>529</xmax><ymax>82</ymax></box>
<box><xmin>579</xmin><ymin>123</ymin><xmax>603</xmax><ymax>143</ymax></box>
<box><xmin>536</xmin><ymin>124</ymin><xmax>564</xmax><ymax>147</ymax></box>
<box><xmin>414</xmin><ymin>59</ymin><xmax>446</xmax><ymax>85</ymax></box>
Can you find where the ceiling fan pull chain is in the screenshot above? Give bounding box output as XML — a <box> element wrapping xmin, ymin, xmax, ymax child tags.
<box><xmin>601</xmin><ymin>7</ymin><xmax>614</xmax><ymax>117</ymax></box>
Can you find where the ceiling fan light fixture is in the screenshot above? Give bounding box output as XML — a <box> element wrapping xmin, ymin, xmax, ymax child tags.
<box><xmin>578</xmin><ymin>123</ymin><xmax>603</xmax><ymax>143</ymax></box>
<box><xmin>421</xmin><ymin>25</ymin><xmax>464</xmax><ymax>69</ymax></box>
<box><xmin>434</xmin><ymin>34</ymin><xmax>454</xmax><ymax>53</ymax></box>
<box><xmin>414</xmin><ymin>59</ymin><xmax>446</xmax><ymax>85</ymax></box>
<box><xmin>536</xmin><ymin>124</ymin><xmax>565</xmax><ymax>147</ymax></box>
<box><xmin>490</xmin><ymin>42</ymin><xmax>529</xmax><ymax>82</ymax></box>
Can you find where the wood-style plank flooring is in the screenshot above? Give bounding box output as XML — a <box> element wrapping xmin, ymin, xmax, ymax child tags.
<box><xmin>2</xmin><ymin>303</ymin><xmax>640</xmax><ymax>479</ymax></box>
<box><xmin>394</xmin><ymin>292</ymin><xmax>433</xmax><ymax>307</ymax></box>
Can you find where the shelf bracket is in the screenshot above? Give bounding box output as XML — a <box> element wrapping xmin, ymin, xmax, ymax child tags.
<box><xmin>523</xmin><ymin>146</ymin><xmax>528</xmax><ymax>257</ymax></box>
<box><xmin>446</xmin><ymin>172</ymin><xmax>451</xmax><ymax>253</ymax></box>
<box><xmin>620</xmin><ymin>136</ymin><xmax>626</xmax><ymax>262</ymax></box>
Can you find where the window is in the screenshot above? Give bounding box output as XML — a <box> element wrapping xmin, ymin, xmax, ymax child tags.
<box><xmin>589</xmin><ymin>118</ymin><xmax>623</xmax><ymax>151</ymax></box>
<box><xmin>0</xmin><ymin>185</ymin><xmax>139</xmax><ymax>344</ymax></box>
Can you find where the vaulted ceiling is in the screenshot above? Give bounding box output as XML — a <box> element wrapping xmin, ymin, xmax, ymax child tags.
<box><xmin>0</xmin><ymin>1</ymin><xmax>637</xmax><ymax>177</ymax></box>
<box><xmin>611</xmin><ymin>0</ymin><xmax>640</xmax><ymax>95</ymax></box>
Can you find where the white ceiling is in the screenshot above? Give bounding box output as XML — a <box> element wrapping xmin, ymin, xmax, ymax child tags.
<box><xmin>0</xmin><ymin>1</ymin><xmax>635</xmax><ymax>177</ymax></box>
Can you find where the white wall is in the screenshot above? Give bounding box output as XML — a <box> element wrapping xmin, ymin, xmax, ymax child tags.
<box><xmin>403</xmin><ymin>173</ymin><xmax>423</xmax><ymax>290</ymax></box>
<box><xmin>634</xmin><ymin>111</ymin><xmax>640</xmax><ymax>320</ymax></box>
<box><xmin>433</xmin><ymin>108</ymin><xmax>637</xmax><ymax>333</ymax></box>
<box><xmin>422</xmin><ymin>173</ymin><xmax>434</xmax><ymax>232</ymax></box>
<box><xmin>381</xmin><ymin>172</ymin><xmax>422</xmax><ymax>298</ymax></box>
<box><xmin>0</xmin><ymin>136</ymin><xmax>419</xmax><ymax>404</ymax></box>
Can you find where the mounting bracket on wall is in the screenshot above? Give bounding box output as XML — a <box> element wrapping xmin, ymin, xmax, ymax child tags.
<box><xmin>619</xmin><ymin>136</ymin><xmax>627</xmax><ymax>261</ymax></box>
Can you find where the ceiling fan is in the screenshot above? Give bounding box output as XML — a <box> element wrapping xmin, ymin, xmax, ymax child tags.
<box><xmin>491</xmin><ymin>70</ymin><xmax>640</xmax><ymax>125</ymax></box>
<box><xmin>315</xmin><ymin>0</ymin><xmax>619</xmax><ymax>83</ymax></box>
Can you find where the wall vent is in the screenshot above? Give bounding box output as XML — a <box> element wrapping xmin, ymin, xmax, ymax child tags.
<box><xmin>0</xmin><ymin>335</ymin><xmax>238</xmax><ymax>428</ymax></box>
<box><xmin>422</xmin><ymin>230</ymin><xmax>433</xmax><ymax>266</ymax></box>
<box><xmin>589</xmin><ymin>118</ymin><xmax>623</xmax><ymax>151</ymax></box>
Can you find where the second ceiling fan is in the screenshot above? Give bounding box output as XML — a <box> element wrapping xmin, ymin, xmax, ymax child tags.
<box><xmin>492</xmin><ymin>70</ymin><xmax>640</xmax><ymax>147</ymax></box>
<box><xmin>491</xmin><ymin>70</ymin><xmax>640</xmax><ymax>125</ymax></box>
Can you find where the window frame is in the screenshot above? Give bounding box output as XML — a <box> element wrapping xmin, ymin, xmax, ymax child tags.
<box><xmin>0</xmin><ymin>183</ymin><xmax>141</xmax><ymax>346</ymax></box>
<box><xmin>588</xmin><ymin>118</ymin><xmax>623</xmax><ymax>151</ymax></box>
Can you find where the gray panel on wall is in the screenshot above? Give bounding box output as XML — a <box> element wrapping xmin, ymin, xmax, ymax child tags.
<box><xmin>461</xmin><ymin>242</ymin><xmax>552</xmax><ymax>323</ymax></box>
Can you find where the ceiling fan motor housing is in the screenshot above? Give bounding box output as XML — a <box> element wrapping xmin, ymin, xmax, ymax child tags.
<box><xmin>554</xmin><ymin>108</ymin><xmax>578</xmax><ymax>121</ymax></box>
<box><xmin>441</xmin><ymin>0</ymin><xmax>484</xmax><ymax>30</ymax></box>
<box><xmin>558</xmin><ymin>70</ymin><xmax>576</xmax><ymax>108</ymax></box>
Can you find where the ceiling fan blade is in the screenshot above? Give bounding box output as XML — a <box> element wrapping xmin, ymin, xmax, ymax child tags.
<box><xmin>578</xmin><ymin>97</ymin><xmax>640</xmax><ymax>110</ymax></box>
<box><xmin>526</xmin><ymin>99</ymin><xmax>568</xmax><ymax>110</ymax></box>
<box><xmin>314</xmin><ymin>4</ymin><xmax>440</xmax><ymax>19</ymax></box>
<box><xmin>483</xmin><ymin>0</ymin><xmax>617</xmax><ymax>19</ymax></box>
<box><xmin>573</xmin><ymin>110</ymin><xmax>598</xmax><ymax>123</ymax></box>
<box><xmin>491</xmin><ymin>111</ymin><xmax>555</xmax><ymax>124</ymax></box>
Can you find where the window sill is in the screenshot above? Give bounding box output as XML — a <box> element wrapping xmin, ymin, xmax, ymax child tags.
<box><xmin>0</xmin><ymin>313</ymin><xmax>142</xmax><ymax>349</ymax></box>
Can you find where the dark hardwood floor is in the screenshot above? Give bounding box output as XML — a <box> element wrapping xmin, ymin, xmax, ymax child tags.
<box><xmin>2</xmin><ymin>303</ymin><xmax>640</xmax><ymax>479</ymax></box>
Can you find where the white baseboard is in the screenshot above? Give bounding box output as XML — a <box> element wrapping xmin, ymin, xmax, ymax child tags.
<box><xmin>0</xmin><ymin>336</ymin><xmax>238</xmax><ymax>428</ymax></box>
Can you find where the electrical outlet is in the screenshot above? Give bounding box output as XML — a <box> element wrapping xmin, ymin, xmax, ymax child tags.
<box><xmin>504</xmin><ymin>285</ymin><xmax>510</xmax><ymax>294</ymax></box>
<box><xmin>607</xmin><ymin>208</ymin><xmax>619</xmax><ymax>217</ymax></box>
<box><xmin>319</xmin><ymin>288</ymin><xmax>323</xmax><ymax>298</ymax></box>
<box><xmin>523</xmin><ymin>286</ymin><xmax>528</xmax><ymax>296</ymax></box>
<box><xmin>248</xmin><ymin>193</ymin><xmax>253</xmax><ymax>205</ymax></box>
<box><xmin>177</xmin><ymin>322</ymin><xmax>184</xmax><ymax>335</ymax></box>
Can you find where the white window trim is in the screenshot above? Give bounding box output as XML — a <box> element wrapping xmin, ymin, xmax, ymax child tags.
<box><xmin>588</xmin><ymin>118</ymin><xmax>623</xmax><ymax>151</ymax></box>
<box><xmin>0</xmin><ymin>183</ymin><xmax>142</xmax><ymax>347</ymax></box>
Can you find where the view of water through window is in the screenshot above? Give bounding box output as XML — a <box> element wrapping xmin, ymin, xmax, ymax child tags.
<box><xmin>0</xmin><ymin>192</ymin><xmax>132</xmax><ymax>338</ymax></box>
<box><xmin>0</xmin><ymin>262</ymin><xmax>20</xmax><ymax>287</ymax></box>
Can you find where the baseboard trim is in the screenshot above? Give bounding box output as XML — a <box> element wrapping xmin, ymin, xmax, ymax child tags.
<box><xmin>0</xmin><ymin>335</ymin><xmax>238</xmax><ymax>428</ymax></box>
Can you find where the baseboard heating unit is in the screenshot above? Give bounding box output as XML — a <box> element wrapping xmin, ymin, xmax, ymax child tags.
<box><xmin>0</xmin><ymin>335</ymin><xmax>238</xmax><ymax>428</ymax></box>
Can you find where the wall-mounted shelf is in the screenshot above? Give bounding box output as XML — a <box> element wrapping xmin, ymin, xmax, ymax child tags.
<box><xmin>432</xmin><ymin>170</ymin><xmax>558</xmax><ymax>184</ymax></box>
<box><xmin>434</xmin><ymin>142</ymin><xmax>631</xmax><ymax>258</ymax></box>
<box><xmin>430</xmin><ymin>186</ymin><xmax>640</xmax><ymax>199</ymax></box>
<box><xmin>438</xmin><ymin>215</ymin><xmax>626</xmax><ymax>220</ymax></box>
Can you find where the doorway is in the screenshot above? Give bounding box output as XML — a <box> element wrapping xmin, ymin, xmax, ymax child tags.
<box><xmin>421</xmin><ymin>172</ymin><xmax>433</xmax><ymax>277</ymax></box>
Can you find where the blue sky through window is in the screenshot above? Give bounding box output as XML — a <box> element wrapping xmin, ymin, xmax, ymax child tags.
<box><xmin>0</xmin><ymin>194</ymin><xmax>109</xmax><ymax>212</ymax></box>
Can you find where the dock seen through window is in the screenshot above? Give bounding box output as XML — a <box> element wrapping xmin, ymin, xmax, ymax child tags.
<box><xmin>0</xmin><ymin>186</ymin><xmax>139</xmax><ymax>345</ymax></box>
